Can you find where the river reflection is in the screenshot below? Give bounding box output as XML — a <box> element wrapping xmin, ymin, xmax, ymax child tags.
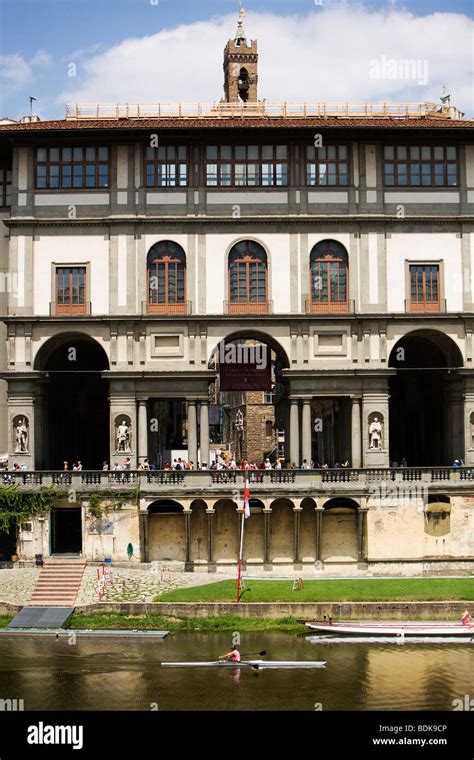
<box><xmin>0</xmin><ymin>633</ymin><xmax>472</xmax><ymax>711</ymax></box>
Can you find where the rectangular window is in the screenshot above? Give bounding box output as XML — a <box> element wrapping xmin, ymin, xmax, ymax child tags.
<box><xmin>383</xmin><ymin>146</ymin><xmax>458</xmax><ymax>187</ymax></box>
<box><xmin>35</xmin><ymin>147</ymin><xmax>109</xmax><ymax>189</ymax></box>
<box><xmin>146</xmin><ymin>145</ymin><xmax>187</xmax><ymax>187</ymax></box>
<box><xmin>409</xmin><ymin>264</ymin><xmax>440</xmax><ymax>312</ymax></box>
<box><xmin>206</xmin><ymin>145</ymin><xmax>288</xmax><ymax>187</ymax></box>
<box><xmin>306</xmin><ymin>145</ymin><xmax>349</xmax><ymax>187</ymax></box>
<box><xmin>55</xmin><ymin>267</ymin><xmax>86</xmax><ymax>315</ymax></box>
<box><xmin>0</xmin><ymin>168</ymin><xmax>12</xmax><ymax>206</ymax></box>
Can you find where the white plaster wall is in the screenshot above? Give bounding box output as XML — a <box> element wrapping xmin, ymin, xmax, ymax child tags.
<box><xmin>386</xmin><ymin>233</ymin><xmax>462</xmax><ymax>312</ymax></box>
<box><xmin>33</xmin><ymin>235</ymin><xmax>109</xmax><ymax>315</ymax></box>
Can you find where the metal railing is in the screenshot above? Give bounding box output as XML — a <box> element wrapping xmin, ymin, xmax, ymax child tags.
<box><xmin>2</xmin><ymin>466</ymin><xmax>473</xmax><ymax>491</ymax></box>
<box><xmin>65</xmin><ymin>101</ymin><xmax>463</xmax><ymax>121</ymax></box>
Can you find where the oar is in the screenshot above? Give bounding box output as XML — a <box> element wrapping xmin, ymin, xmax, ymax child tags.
<box><xmin>241</xmin><ymin>650</ymin><xmax>267</xmax><ymax>657</ymax></box>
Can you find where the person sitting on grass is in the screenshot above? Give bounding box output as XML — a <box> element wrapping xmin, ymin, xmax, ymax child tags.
<box><xmin>219</xmin><ymin>646</ymin><xmax>240</xmax><ymax>663</ymax></box>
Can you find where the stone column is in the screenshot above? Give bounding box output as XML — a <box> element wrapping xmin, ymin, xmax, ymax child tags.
<box><xmin>184</xmin><ymin>511</ymin><xmax>193</xmax><ymax>572</ymax></box>
<box><xmin>463</xmin><ymin>387</ymin><xmax>474</xmax><ymax>466</ymax></box>
<box><xmin>293</xmin><ymin>507</ymin><xmax>302</xmax><ymax>566</ymax></box>
<box><xmin>358</xmin><ymin>507</ymin><xmax>368</xmax><ymax>562</ymax></box>
<box><xmin>289</xmin><ymin>399</ymin><xmax>300</xmax><ymax>466</ymax></box>
<box><xmin>263</xmin><ymin>509</ymin><xmax>272</xmax><ymax>569</ymax></box>
<box><xmin>187</xmin><ymin>400</ymin><xmax>198</xmax><ymax>467</ymax></box>
<box><xmin>315</xmin><ymin>506</ymin><xmax>324</xmax><ymax>562</ymax></box>
<box><xmin>138</xmin><ymin>399</ymin><xmax>148</xmax><ymax>464</ymax></box>
<box><xmin>302</xmin><ymin>399</ymin><xmax>312</xmax><ymax>466</ymax></box>
<box><xmin>206</xmin><ymin>509</ymin><xmax>216</xmax><ymax>571</ymax></box>
<box><xmin>200</xmin><ymin>401</ymin><xmax>210</xmax><ymax>466</ymax></box>
<box><xmin>351</xmin><ymin>397</ymin><xmax>362</xmax><ymax>468</ymax></box>
<box><xmin>447</xmin><ymin>379</ymin><xmax>464</xmax><ymax>464</ymax></box>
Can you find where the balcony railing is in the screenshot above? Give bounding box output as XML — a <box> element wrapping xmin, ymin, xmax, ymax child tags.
<box><xmin>65</xmin><ymin>102</ymin><xmax>463</xmax><ymax>121</ymax></box>
<box><xmin>2</xmin><ymin>467</ymin><xmax>473</xmax><ymax>493</ymax></box>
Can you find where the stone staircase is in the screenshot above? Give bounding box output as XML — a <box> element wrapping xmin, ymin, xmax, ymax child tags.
<box><xmin>29</xmin><ymin>558</ymin><xmax>86</xmax><ymax>607</ymax></box>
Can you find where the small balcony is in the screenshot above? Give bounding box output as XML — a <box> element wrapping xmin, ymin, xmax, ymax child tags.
<box><xmin>224</xmin><ymin>300</ymin><xmax>273</xmax><ymax>315</ymax></box>
<box><xmin>305</xmin><ymin>299</ymin><xmax>355</xmax><ymax>314</ymax></box>
<box><xmin>143</xmin><ymin>300</ymin><xmax>192</xmax><ymax>315</ymax></box>
<box><xmin>50</xmin><ymin>301</ymin><xmax>91</xmax><ymax>316</ymax></box>
<box><xmin>405</xmin><ymin>298</ymin><xmax>446</xmax><ymax>313</ymax></box>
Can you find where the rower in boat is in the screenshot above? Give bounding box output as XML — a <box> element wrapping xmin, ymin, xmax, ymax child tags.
<box><xmin>219</xmin><ymin>646</ymin><xmax>241</xmax><ymax>663</ymax></box>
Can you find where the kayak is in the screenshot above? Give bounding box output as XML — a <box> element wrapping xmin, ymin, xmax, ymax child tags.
<box><xmin>162</xmin><ymin>660</ymin><xmax>326</xmax><ymax>669</ymax></box>
<box><xmin>305</xmin><ymin>621</ymin><xmax>473</xmax><ymax>637</ymax></box>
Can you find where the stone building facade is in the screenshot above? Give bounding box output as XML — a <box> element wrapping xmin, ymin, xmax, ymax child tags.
<box><xmin>0</xmin><ymin>14</ymin><xmax>474</xmax><ymax>571</ymax></box>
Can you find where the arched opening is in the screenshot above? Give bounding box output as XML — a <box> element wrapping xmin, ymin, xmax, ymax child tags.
<box><xmin>148</xmin><ymin>500</ymin><xmax>185</xmax><ymax>562</ymax></box>
<box><xmin>389</xmin><ymin>330</ymin><xmax>463</xmax><ymax>466</ymax></box>
<box><xmin>238</xmin><ymin>67</ymin><xmax>249</xmax><ymax>102</ymax></box>
<box><xmin>309</xmin><ymin>240</ymin><xmax>349</xmax><ymax>312</ymax></box>
<box><xmin>269</xmin><ymin>498</ymin><xmax>294</xmax><ymax>563</ymax></box>
<box><xmin>34</xmin><ymin>334</ymin><xmax>109</xmax><ymax>469</ymax></box>
<box><xmin>209</xmin><ymin>330</ymin><xmax>290</xmax><ymax>464</ymax></box>
<box><xmin>190</xmin><ymin>499</ymin><xmax>208</xmax><ymax>564</ymax></box>
<box><xmin>321</xmin><ymin>498</ymin><xmax>359</xmax><ymax>562</ymax></box>
<box><xmin>228</xmin><ymin>241</ymin><xmax>268</xmax><ymax>313</ymax></box>
<box><xmin>213</xmin><ymin>499</ymin><xmax>239</xmax><ymax>561</ymax></box>
<box><xmin>243</xmin><ymin>498</ymin><xmax>265</xmax><ymax>563</ymax></box>
<box><xmin>146</xmin><ymin>241</ymin><xmax>186</xmax><ymax>314</ymax></box>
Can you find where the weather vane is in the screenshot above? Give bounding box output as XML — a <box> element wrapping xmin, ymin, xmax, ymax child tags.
<box><xmin>238</xmin><ymin>1</ymin><xmax>246</xmax><ymax>23</ymax></box>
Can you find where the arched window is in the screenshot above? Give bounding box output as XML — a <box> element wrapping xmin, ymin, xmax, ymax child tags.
<box><xmin>147</xmin><ymin>241</ymin><xmax>186</xmax><ymax>313</ymax></box>
<box><xmin>309</xmin><ymin>240</ymin><xmax>349</xmax><ymax>312</ymax></box>
<box><xmin>228</xmin><ymin>241</ymin><xmax>268</xmax><ymax>313</ymax></box>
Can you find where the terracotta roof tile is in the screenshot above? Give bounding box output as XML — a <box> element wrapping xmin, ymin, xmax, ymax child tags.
<box><xmin>0</xmin><ymin>117</ymin><xmax>473</xmax><ymax>132</ymax></box>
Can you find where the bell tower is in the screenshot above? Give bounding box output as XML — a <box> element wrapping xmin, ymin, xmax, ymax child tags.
<box><xmin>223</xmin><ymin>6</ymin><xmax>258</xmax><ymax>103</ymax></box>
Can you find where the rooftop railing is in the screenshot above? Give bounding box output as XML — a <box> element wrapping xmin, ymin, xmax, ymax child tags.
<box><xmin>64</xmin><ymin>101</ymin><xmax>464</xmax><ymax>121</ymax></box>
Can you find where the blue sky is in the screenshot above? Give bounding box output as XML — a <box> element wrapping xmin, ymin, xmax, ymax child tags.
<box><xmin>1</xmin><ymin>0</ymin><xmax>472</xmax><ymax>119</ymax></box>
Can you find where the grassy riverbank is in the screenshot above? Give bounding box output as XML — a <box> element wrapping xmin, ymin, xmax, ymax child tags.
<box><xmin>67</xmin><ymin>612</ymin><xmax>302</xmax><ymax>632</ymax></box>
<box><xmin>156</xmin><ymin>577</ymin><xmax>474</xmax><ymax>603</ymax></box>
<box><xmin>0</xmin><ymin>615</ymin><xmax>12</xmax><ymax>628</ymax></box>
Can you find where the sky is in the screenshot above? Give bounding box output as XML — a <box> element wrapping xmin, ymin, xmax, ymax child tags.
<box><xmin>0</xmin><ymin>0</ymin><xmax>473</xmax><ymax>120</ymax></box>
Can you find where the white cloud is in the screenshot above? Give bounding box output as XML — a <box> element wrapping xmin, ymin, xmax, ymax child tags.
<box><xmin>59</xmin><ymin>3</ymin><xmax>473</xmax><ymax>115</ymax></box>
<box><xmin>0</xmin><ymin>49</ymin><xmax>53</xmax><ymax>92</ymax></box>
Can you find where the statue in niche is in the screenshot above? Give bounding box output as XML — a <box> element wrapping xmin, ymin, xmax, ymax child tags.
<box><xmin>470</xmin><ymin>413</ymin><xmax>474</xmax><ymax>448</ymax></box>
<box><xmin>14</xmin><ymin>417</ymin><xmax>29</xmax><ymax>453</ymax></box>
<box><xmin>369</xmin><ymin>416</ymin><xmax>383</xmax><ymax>449</ymax></box>
<box><xmin>116</xmin><ymin>419</ymin><xmax>131</xmax><ymax>452</ymax></box>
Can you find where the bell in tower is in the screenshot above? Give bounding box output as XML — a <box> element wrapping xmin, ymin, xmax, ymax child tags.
<box><xmin>223</xmin><ymin>5</ymin><xmax>258</xmax><ymax>103</ymax></box>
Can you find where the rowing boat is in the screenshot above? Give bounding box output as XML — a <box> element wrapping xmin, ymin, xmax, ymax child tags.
<box><xmin>162</xmin><ymin>659</ymin><xmax>326</xmax><ymax>669</ymax></box>
<box><xmin>305</xmin><ymin>621</ymin><xmax>473</xmax><ymax>637</ymax></box>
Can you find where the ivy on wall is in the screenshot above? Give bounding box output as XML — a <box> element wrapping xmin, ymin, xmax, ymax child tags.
<box><xmin>0</xmin><ymin>486</ymin><xmax>140</xmax><ymax>532</ymax></box>
<box><xmin>0</xmin><ymin>486</ymin><xmax>68</xmax><ymax>532</ymax></box>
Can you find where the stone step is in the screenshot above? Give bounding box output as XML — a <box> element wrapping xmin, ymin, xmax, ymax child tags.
<box><xmin>28</xmin><ymin>559</ymin><xmax>86</xmax><ymax>607</ymax></box>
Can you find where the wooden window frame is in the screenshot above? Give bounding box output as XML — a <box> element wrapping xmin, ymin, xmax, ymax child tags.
<box><xmin>309</xmin><ymin>241</ymin><xmax>349</xmax><ymax>313</ymax></box>
<box><xmin>35</xmin><ymin>146</ymin><xmax>109</xmax><ymax>190</ymax></box>
<box><xmin>145</xmin><ymin>145</ymin><xmax>188</xmax><ymax>188</ymax></box>
<box><xmin>306</xmin><ymin>144</ymin><xmax>349</xmax><ymax>187</ymax></box>
<box><xmin>407</xmin><ymin>261</ymin><xmax>442</xmax><ymax>312</ymax></box>
<box><xmin>0</xmin><ymin>168</ymin><xmax>12</xmax><ymax>207</ymax></box>
<box><xmin>383</xmin><ymin>145</ymin><xmax>458</xmax><ymax>188</ymax></box>
<box><xmin>147</xmin><ymin>241</ymin><xmax>187</xmax><ymax>314</ymax></box>
<box><xmin>228</xmin><ymin>241</ymin><xmax>268</xmax><ymax>313</ymax></box>
<box><xmin>54</xmin><ymin>265</ymin><xmax>88</xmax><ymax>315</ymax></box>
<box><xmin>206</xmin><ymin>144</ymin><xmax>288</xmax><ymax>188</ymax></box>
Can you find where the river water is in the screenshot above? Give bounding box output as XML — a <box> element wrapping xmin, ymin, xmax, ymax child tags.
<box><xmin>0</xmin><ymin>633</ymin><xmax>472</xmax><ymax>711</ymax></box>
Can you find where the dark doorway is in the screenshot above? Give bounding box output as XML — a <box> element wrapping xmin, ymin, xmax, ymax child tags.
<box><xmin>389</xmin><ymin>331</ymin><xmax>463</xmax><ymax>466</ymax></box>
<box><xmin>36</xmin><ymin>335</ymin><xmax>109</xmax><ymax>468</ymax></box>
<box><xmin>51</xmin><ymin>508</ymin><xmax>82</xmax><ymax>554</ymax></box>
<box><xmin>0</xmin><ymin>526</ymin><xmax>17</xmax><ymax>561</ymax></box>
